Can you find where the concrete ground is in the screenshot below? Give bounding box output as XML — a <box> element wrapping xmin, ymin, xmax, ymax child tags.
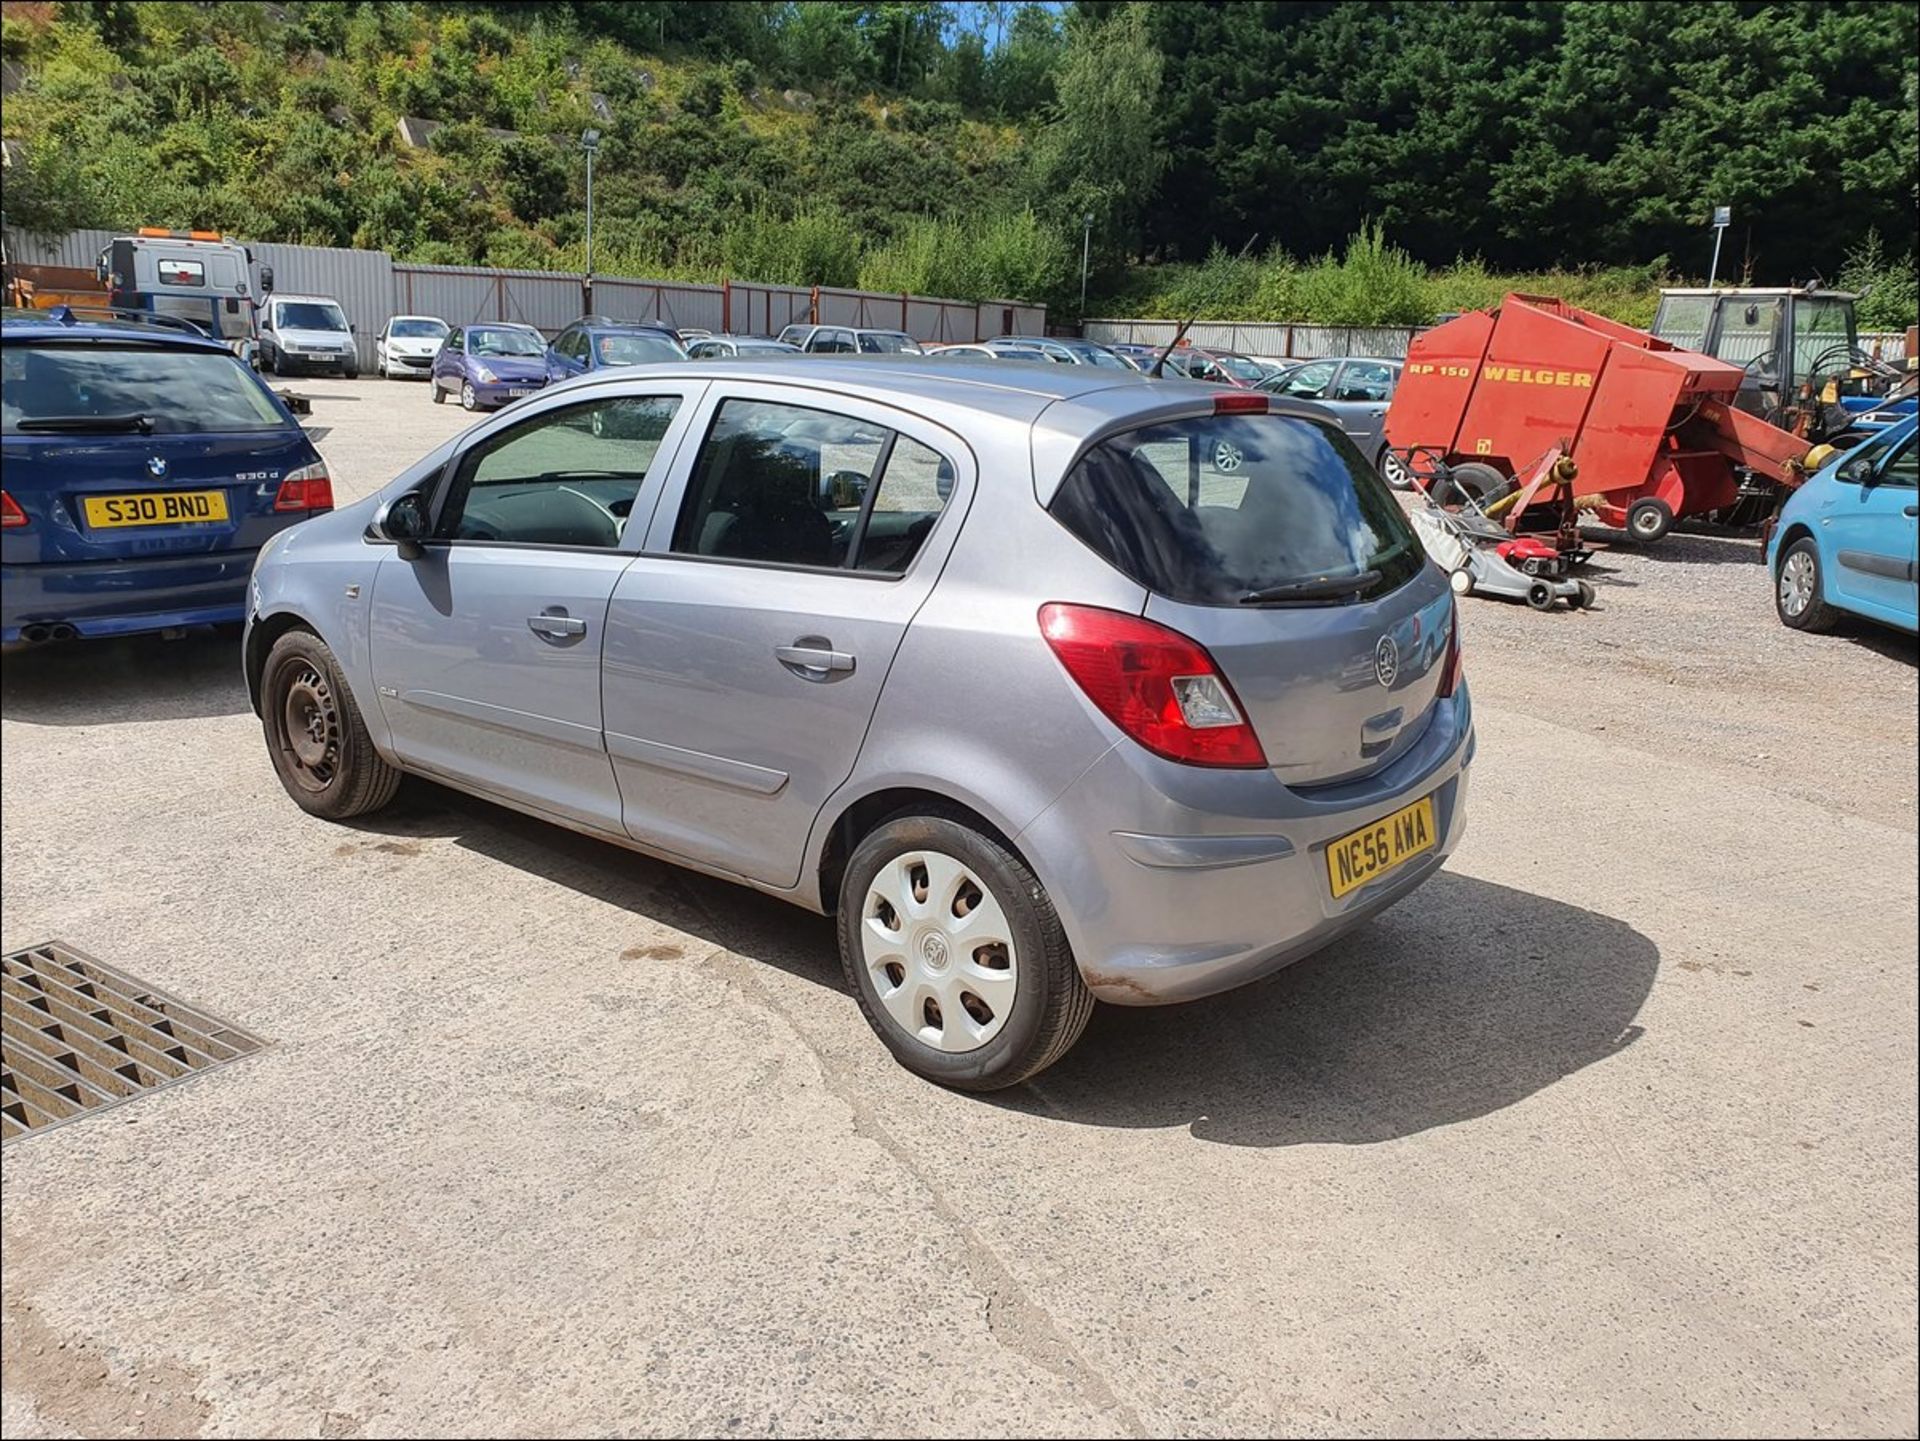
<box><xmin>2</xmin><ymin>375</ymin><xmax>1915</xmax><ymax>1437</ymax></box>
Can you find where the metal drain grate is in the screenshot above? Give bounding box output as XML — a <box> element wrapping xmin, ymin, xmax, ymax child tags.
<box><xmin>1</xmin><ymin>941</ymin><xmax>265</xmax><ymax>1143</ymax></box>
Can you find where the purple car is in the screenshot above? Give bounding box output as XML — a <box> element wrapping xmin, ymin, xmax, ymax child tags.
<box><xmin>431</xmin><ymin>324</ymin><xmax>553</xmax><ymax>411</ymax></box>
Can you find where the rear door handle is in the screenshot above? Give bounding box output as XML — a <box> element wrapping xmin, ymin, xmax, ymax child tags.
<box><xmin>1905</xmin><ymin>505</ymin><xmax>1918</xmax><ymax>517</ymax></box>
<box><xmin>528</xmin><ymin>612</ymin><xmax>586</xmax><ymax>639</ymax></box>
<box><xmin>775</xmin><ymin>643</ymin><xmax>855</xmax><ymax>675</ymax></box>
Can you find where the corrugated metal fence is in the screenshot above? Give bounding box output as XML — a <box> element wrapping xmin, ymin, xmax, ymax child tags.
<box><xmin>1084</xmin><ymin>316</ymin><xmax>1913</xmax><ymax>364</ymax></box>
<box><xmin>3</xmin><ymin>227</ymin><xmax>1048</xmax><ymax>365</ymax></box>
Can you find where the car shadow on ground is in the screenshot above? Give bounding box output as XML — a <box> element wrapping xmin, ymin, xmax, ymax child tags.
<box><xmin>1833</xmin><ymin>619</ymin><xmax>1920</xmax><ymax>665</ymax></box>
<box><xmin>1607</xmin><ymin>528</ymin><xmax>1767</xmax><ymax>565</ymax></box>
<box><xmin>0</xmin><ymin>631</ymin><xmax>251</xmax><ymax>724</ymax></box>
<box><xmin>351</xmin><ymin>782</ymin><xmax>1659</xmax><ymax>1148</ymax></box>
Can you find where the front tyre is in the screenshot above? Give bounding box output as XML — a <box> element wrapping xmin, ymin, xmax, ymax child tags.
<box><xmin>461</xmin><ymin>381</ymin><xmax>478</xmax><ymax>411</ymax></box>
<box><xmin>1776</xmin><ymin>538</ymin><xmax>1839</xmax><ymax>633</ymax></box>
<box><xmin>260</xmin><ymin>630</ymin><xmax>402</xmax><ymax>820</ymax></box>
<box><xmin>838</xmin><ymin>814</ymin><xmax>1093</xmax><ymax>1092</ymax></box>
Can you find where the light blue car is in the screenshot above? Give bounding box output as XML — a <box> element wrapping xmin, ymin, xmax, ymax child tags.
<box><xmin>1767</xmin><ymin>415</ymin><xmax>1918</xmax><ymax>635</ymax></box>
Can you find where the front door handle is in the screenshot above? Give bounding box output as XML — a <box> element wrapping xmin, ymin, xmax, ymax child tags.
<box><xmin>775</xmin><ymin>642</ymin><xmax>855</xmax><ymax>675</ymax></box>
<box><xmin>528</xmin><ymin>611</ymin><xmax>586</xmax><ymax>639</ymax></box>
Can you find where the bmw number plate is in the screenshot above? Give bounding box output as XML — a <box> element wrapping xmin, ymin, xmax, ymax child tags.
<box><xmin>83</xmin><ymin>491</ymin><xmax>230</xmax><ymax>528</ymax></box>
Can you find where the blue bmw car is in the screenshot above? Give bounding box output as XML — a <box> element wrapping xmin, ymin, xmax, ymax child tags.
<box><xmin>1</xmin><ymin>308</ymin><xmax>332</xmax><ymax>644</ymax></box>
<box><xmin>1767</xmin><ymin>415</ymin><xmax>1918</xmax><ymax>636</ymax></box>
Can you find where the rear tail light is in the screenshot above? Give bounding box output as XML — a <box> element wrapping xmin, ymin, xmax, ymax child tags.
<box><xmin>273</xmin><ymin>461</ymin><xmax>334</xmax><ymax>513</ymax></box>
<box><xmin>1213</xmin><ymin>392</ymin><xmax>1268</xmax><ymax>414</ymax></box>
<box><xmin>0</xmin><ymin>490</ymin><xmax>26</xmax><ymax>529</ymax></box>
<box><xmin>1438</xmin><ymin>600</ymin><xmax>1464</xmax><ymax>698</ymax></box>
<box><xmin>1038</xmin><ymin>603</ymin><xmax>1268</xmax><ymax>768</ymax></box>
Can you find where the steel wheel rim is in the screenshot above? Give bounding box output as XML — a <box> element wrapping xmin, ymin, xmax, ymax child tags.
<box><xmin>278</xmin><ymin>663</ymin><xmax>340</xmax><ymax>794</ymax></box>
<box><xmin>861</xmin><ymin>850</ymin><xmax>1017</xmax><ymax>1054</ymax></box>
<box><xmin>1780</xmin><ymin>552</ymin><xmax>1815</xmax><ymax>615</ymax></box>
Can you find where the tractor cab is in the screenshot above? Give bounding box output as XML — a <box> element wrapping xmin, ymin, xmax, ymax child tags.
<box><xmin>1650</xmin><ymin>287</ymin><xmax>1900</xmax><ymax>444</ymax></box>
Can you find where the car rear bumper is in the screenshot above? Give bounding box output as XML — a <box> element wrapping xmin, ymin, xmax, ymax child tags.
<box><xmin>2</xmin><ymin>553</ymin><xmax>260</xmax><ymax>640</ymax></box>
<box><xmin>1018</xmin><ymin>686</ymin><xmax>1475</xmax><ymax>1005</ymax></box>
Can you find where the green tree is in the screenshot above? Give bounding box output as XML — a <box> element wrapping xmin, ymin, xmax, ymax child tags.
<box><xmin>1029</xmin><ymin>3</ymin><xmax>1165</xmax><ymax>253</ymax></box>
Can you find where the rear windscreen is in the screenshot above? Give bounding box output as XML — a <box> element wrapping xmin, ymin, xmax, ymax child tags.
<box><xmin>1049</xmin><ymin>414</ymin><xmax>1424</xmax><ymax>605</ymax></box>
<box><xmin>2</xmin><ymin>344</ymin><xmax>290</xmax><ymax>435</ymax></box>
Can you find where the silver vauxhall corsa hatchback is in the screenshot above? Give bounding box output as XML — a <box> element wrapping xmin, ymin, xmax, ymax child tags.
<box><xmin>247</xmin><ymin>361</ymin><xmax>1471</xmax><ymax>1089</ymax></box>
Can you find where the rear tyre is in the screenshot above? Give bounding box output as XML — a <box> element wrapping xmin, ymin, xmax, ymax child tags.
<box><xmin>261</xmin><ymin>630</ymin><xmax>402</xmax><ymax>821</ymax></box>
<box><xmin>1626</xmin><ymin>497</ymin><xmax>1673</xmax><ymax>544</ymax></box>
<box><xmin>1449</xmin><ymin>567</ymin><xmax>1476</xmax><ymax>597</ymax></box>
<box><xmin>1776</xmin><ymin>538</ymin><xmax>1839</xmax><ymax>633</ymax></box>
<box><xmin>838</xmin><ymin>813</ymin><xmax>1093</xmax><ymax>1092</ymax></box>
<box><xmin>1570</xmin><ymin>579</ymin><xmax>1596</xmax><ymax>610</ymax></box>
<box><xmin>1377</xmin><ymin>446</ymin><xmax>1415</xmax><ymax>492</ymax></box>
<box><xmin>1446</xmin><ymin>461</ymin><xmax>1507</xmax><ymax>507</ymax></box>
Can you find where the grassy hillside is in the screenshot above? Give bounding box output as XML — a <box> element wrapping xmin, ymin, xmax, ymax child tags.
<box><xmin>3</xmin><ymin>2</ymin><xmax>1913</xmax><ymax>328</ymax></box>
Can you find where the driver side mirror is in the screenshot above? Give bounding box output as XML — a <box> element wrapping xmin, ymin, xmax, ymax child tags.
<box><xmin>1839</xmin><ymin>455</ymin><xmax>1876</xmax><ymax>486</ymax></box>
<box><xmin>370</xmin><ymin>491</ymin><xmax>430</xmax><ymax>560</ymax></box>
<box><xmin>258</xmin><ymin>265</ymin><xmax>274</xmax><ymax>295</ymax></box>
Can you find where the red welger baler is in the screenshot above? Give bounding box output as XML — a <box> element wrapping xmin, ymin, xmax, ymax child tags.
<box><xmin>1384</xmin><ymin>293</ymin><xmax>1815</xmax><ymax>542</ymax></box>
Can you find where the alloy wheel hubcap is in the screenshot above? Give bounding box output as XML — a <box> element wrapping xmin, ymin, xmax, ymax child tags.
<box><xmin>1780</xmin><ymin>552</ymin><xmax>1815</xmax><ymax>615</ymax></box>
<box><xmin>861</xmin><ymin>850</ymin><xmax>1017</xmax><ymax>1054</ymax></box>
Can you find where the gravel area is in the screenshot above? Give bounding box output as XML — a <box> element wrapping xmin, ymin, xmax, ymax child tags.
<box><xmin>3</xmin><ymin>375</ymin><xmax>1912</xmax><ymax>1437</ymax></box>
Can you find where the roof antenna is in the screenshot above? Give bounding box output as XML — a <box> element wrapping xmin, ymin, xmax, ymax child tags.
<box><xmin>1150</xmin><ymin>233</ymin><xmax>1259</xmax><ymax>379</ymax></box>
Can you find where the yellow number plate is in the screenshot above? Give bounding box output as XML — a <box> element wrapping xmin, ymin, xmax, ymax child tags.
<box><xmin>1325</xmin><ymin>795</ymin><xmax>1437</xmax><ymax>899</ymax></box>
<box><xmin>83</xmin><ymin>491</ymin><xmax>229</xmax><ymax>529</ymax></box>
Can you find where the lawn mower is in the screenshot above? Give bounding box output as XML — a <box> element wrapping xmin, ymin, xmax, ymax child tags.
<box><xmin>1401</xmin><ymin>445</ymin><xmax>1596</xmax><ymax>611</ymax></box>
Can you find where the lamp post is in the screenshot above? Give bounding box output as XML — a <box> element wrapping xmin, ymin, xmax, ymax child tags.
<box><xmin>1079</xmin><ymin>212</ymin><xmax>1094</xmax><ymax>315</ymax></box>
<box><xmin>1707</xmin><ymin>204</ymin><xmax>1731</xmax><ymax>288</ymax></box>
<box><xmin>580</xmin><ymin>128</ymin><xmax>601</xmax><ymax>313</ymax></box>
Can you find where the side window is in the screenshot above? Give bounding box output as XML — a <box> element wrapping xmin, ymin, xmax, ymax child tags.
<box><xmin>1336</xmin><ymin>362</ymin><xmax>1396</xmax><ymax>401</ymax></box>
<box><xmin>851</xmin><ymin>437</ymin><xmax>952</xmax><ymax>575</ymax></box>
<box><xmin>445</xmin><ymin>329</ymin><xmax>464</xmax><ymax>355</ymax></box>
<box><xmin>688</xmin><ymin>341</ymin><xmax>716</xmax><ymax>358</ymax></box>
<box><xmin>669</xmin><ymin>399</ymin><xmax>952</xmax><ymax>573</ymax></box>
<box><xmin>813</xmin><ymin>330</ymin><xmax>855</xmax><ymax>354</ymax></box>
<box><xmin>434</xmin><ymin>397</ymin><xmax>681</xmax><ymax>548</ymax></box>
<box><xmin>1284</xmin><ymin>361</ymin><xmax>1338</xmax><ymax>397</ymax></box>
<box><xmin>1879</xmin><ymin>437</ymin><xmax>1918</xmax><ymax>489</ymax></box>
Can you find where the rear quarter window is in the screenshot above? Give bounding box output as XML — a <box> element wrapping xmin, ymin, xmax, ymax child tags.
<box><xmin>1048</xmin><ymin>413</ymin><xmax>1424</xmax><ymax>606</ymax></box>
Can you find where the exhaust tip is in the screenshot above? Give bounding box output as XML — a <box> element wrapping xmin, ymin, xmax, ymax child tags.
<box><xmin>49</xmin><ymin>624</ymin><xmax>77</xmax><ymax>641</ymax></box>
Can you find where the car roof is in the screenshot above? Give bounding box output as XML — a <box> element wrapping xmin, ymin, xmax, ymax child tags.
<box><xmin>266</xmin><ymin>294</ymin><xmax>341</xmax><ymax>305</ymax></box>
<box><xmin>578</xmin><ymin>320</ymin><xmax>678</xmax><ymax>333</ymax></box>
<box><xmin>0</xmin><ymin>311</ymin><xmax>232</xmax><ymax>354</ymax></box>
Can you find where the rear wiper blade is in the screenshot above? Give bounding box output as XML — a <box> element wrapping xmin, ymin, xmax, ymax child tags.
<box><xmin>16</xmin><ymin>413</ymin><xmax>154</xmax><ymax>434</ymax></box>
<box><xmin>1239</xmin><ymin>569</ymin><xmax>1380</xmax><ymax>605</ymax></box>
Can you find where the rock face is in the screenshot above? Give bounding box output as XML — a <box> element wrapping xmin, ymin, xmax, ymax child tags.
<box><xmin>636</xmin><ymin>69</ymin><xmax>656</xmax><ymax>92</ymax></box>
<box><xmin>780</xmin><ymin>88</ymin><xmax>814</xmax><ymax>112</ymax></box>
<box><xmin>589</xmin><ymin>92</ymin><xmax>613</xmax><ymax>122</ymax></box>
<box><xmin>395</xmin><ymin>116</ymin><xmax>441</xmax><ymax>149</ymax></box>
